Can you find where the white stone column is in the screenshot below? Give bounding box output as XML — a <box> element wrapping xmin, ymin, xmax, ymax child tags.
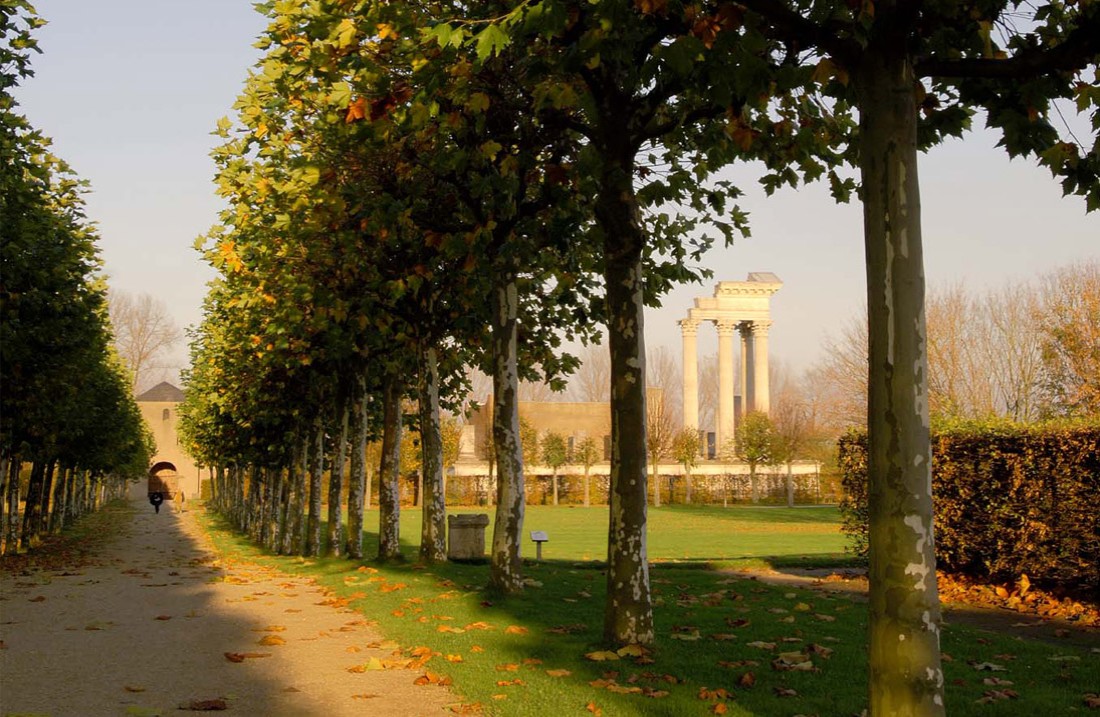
<box><xmin>680</xmin><ymin>319</ymin><xmax>700</xmax><ymax>430</ymax></box>
<box><xmin>716</xmin><ymin>320</ymin><xmax>737</xmax><ymax>452</ymax></box>
<box><xmin>752</xmin><ymin>320</ymin><xmax>772</xmax><ymax>414</ymax></box>
<box><xmin>739</xmin><ymin>323</ymin><xmax>752</xmax><ymax>415</ymax></box>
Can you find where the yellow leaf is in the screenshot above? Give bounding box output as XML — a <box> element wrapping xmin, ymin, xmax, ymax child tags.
<box><xmin>546</xmin><ymin>669</ymin><xmax>571</xmax><ymax>677</ymax></box>
<box><xmin>258</xmin><ymin>635</ymin><xmax>286</xmax><ymax>646</ymax></box>
<box><xmin>585</xmin><ymin>651</ymin><xmax>621</xmax><ymax>662</ymax></box>
<box><xmin>617</xmin><ymin>644</ymin><xmax>649</xmax><ymax>657</ymax></box>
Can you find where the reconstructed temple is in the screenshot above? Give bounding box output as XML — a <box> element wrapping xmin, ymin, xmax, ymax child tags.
<box><xmin>680</xmin><ymin>273</ymin><xmax>782</xmax><ymax>450</ymax></box>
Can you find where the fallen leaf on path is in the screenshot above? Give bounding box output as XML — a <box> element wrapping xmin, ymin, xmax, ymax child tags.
<box><xmin>124</xmin><ymin>685</ymin><xmax>146</xmax><ymax>692</ymax></box>
<box><xmin>352</xmin><ymin>693</ymin><xmax>381</xmax><ymax>699</ymax></box>
<box><xmin>154</xmin><ymin>615</ymin><xmax>172</xmax><ymax>621</ymax></box>
<box><xmin>224</xmin><ymin>652</ymin><xmax>271</xmax><ymax>662</ymax></box>
<box><xmin>178</xmin><ymin>698</ymin><xmax>228</xmax><ymax>711</ymax></box>
<box><xmin>258</xmin><ymin>635</ymin><xmax>285</xmax><ymax>646</ymax></box>
<box><xmin>448</xmin><ymin>702</ymin><xmax>483</xmax><ymax>714</ymax></box>
<box><xmin>28</xmin><ymin>595</ymin><xmax>46</xmax><ymax>602</ymax></box>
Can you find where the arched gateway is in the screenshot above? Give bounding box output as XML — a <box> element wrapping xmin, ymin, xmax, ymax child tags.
<box><xmin>680</xmin><ymin>273</ymin><xmax>781</xmax><ymax>451</ymax></box>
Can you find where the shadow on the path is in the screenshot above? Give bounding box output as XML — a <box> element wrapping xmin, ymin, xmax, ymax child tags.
<box><xmin>0</xmin><ymin>498</ymin><xmax>333</xmax><ymax>716</ymax></box>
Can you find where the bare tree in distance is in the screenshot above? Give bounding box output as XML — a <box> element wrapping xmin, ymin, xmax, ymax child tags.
<box><xmin>108</xmin><ymin>290</ymin><xmax>182</xmax><ymax>393</ymax></box>
<box><xmin>696</xmin><ymin>352</ymin><xmax>717</xmax><ymax>433</ymax></box>
<box><xmin>1036</xmin><ymin>260</ymin><xmax>1100</xmax><ymax>416</ymax></box>
<box><xmin>517</xmin><ymin>379</ymin><xmax>555</xmax><ymax>402</ymax></box>
<box><xmin>647</xmin><ymin>345</ymin><xmax>682</xmax><ymax>426</ymax></box>
<box><xmin>977</xmin><ymin>285</ymin><xmax>1043</xmax><ymax>422</ymax></box>
<box><xmin>569</xmin><ymin>344</ymin><xmax>610</xmax><ymax>402</ymax></box>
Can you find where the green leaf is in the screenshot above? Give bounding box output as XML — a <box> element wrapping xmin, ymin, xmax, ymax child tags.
<box><xmin>474</xmin><ymin>24</ymin><xmax>509</xmax><ymax>61</ymax></box>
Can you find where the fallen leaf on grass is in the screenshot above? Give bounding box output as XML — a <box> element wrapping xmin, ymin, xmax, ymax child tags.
<box><xmin>616</xmin><ymin>644</ymin><xmax>649</xmax><ymax>657</ymax></box>
<box><xmin>970</xmin><ymin>662</ymin><xmax>1007</xmax><ymax>671</ymax></box>
<box><xmin>1084</xmin><ymin>693</ymin><xmax>1100</xmax><ymax>709</ymax></box>
<box><xmin>747</xmin><ymin>641</ymin><xmax>776</xmax><ymax>650</ymax></box>
<box><xmin>445</xmin><ymin>654</ymin><xmax>464</xmax><ymax>663</ymax></box>
<box><xmin>178</xmin><ymin>698</ymin><xmax>228</xmax><ymax>711</ymax></box>
<box><xmin>224</xmin><ymin>652</ymin><xmax>271</xmax><ymax>663</ymax></box>
<box><xmin>495</xmin><ymin>679</ymin><xmax>525</xmax><ymax>686</ymax></box>
<box><xmin>496</xmin><ymin>663</ymin><xmax>520</xmax><ymax>672</ymax></box>
<box><xmin>773</xmin><ymin>686</ymin><xmax>799</xmax><ymax>697</ymax></box>
<box><xmin>585</xmin><ymin>702</ymin><xmax>602</xmax><ymax>715</ymax></box>
<box><xmin>471</xmin><ymin>645</ymin><xmax>484</xmax><ymax>653</ymax></box>
<box><xmin>712</xmin><ymin>705</ymin><xmax>728</xmax><ymax>715</ymax></box>
<box><xmin>738</xmin><ymin>672</ymin><xmax>756</xmax><ymax>688</ymax></box>
<box><xmin>504</xmin><ymin>625</ymin><xmax>529</xmax><ymax>635</ymax></box>
<box><xmin>448</xmin><ymin>702</ymin><xmax>483</xmax><ymax>714</ymax></box>
<box><xmin>522</xmin><ymin>658</ymin><xmax>542</xmax><ymax>666</ymax></box>
<box><xmin>983</xmin><ymin>677</ymin><xmax>1014</xmax><ymax>686</ymax></box>
<box><xmin>585</xmin><ymin>651</ymin><xmax>620</xmax><ymax>662</ymax></box>
<box><xmin>546</xmin><ymin>669</ymin><xmax>571</xmax><ymax>677</ymax></box>
<box><xmin>977</xmin><ymin>689</ymin><xmax>1019</xmax><ymax>704</ymax></box>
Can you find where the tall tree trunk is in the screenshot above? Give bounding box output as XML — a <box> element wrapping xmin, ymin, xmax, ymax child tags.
<box><xmin>306</xmin><ymin>415</ymin><xmax>325</xmax><ymax>557</ymax></box>
<box><xmin>346</xmin><ymin>375</ymin><xmax>369</xmax><ymax>559</ymax></box>
<box><xmin>327</xmin><ymin>400</ymin><xmax>350</xmax><ymax>557</ymax></box>
<box><xmin>857</xmin><ymin>44</ymin><xmax>944</xmax><ymax>716</ymax></box>
<box><xmin>21</xmin><ymin>461</ymin><xmax>46</xmax><ymax>548</ymax></box>
<box><xmin>488</xmin><ymin>275</ymin><xmax>526</xmax><ymax>593</ymax></box>
<box><xmin>377</xmin><ymin>375</ymin><xmax>404</xmax><ymax>562</ymax></box>
<box><xmin>597</xmin><ymin>138</ymin><xmax>654</xmax><ymax>647</ymax></box>
<box><xmin>285</xmin><ymin>437</ymin><xmax>308</xmax><ymax>555</ymax></box>
<box><xmin>785</xmin><ymin>462</ymin><xmax>795</xmax><ymax>508</ymax></box>
<box><xmin>750</xmin><ymin>466</ymin><xmax>759</xmax><ymax>504</ymax></box>
<box><xmin>49</xmin><ymin>466</ymin><xmax>70</xmax><ymax>533</ymax></box>
<box><xmin>685</xmin><ymin>468</ymin><xmax>693</xmax><ymax>504</ymax></box>
<box><xmin>259</xmin><ymin>466</ymin><xmax>275</xmax><ymax>548</ymax></box>
<box><xmin>418</xmin><ymin>344</ymin><xmax>447</xmax><ymax>563</ymax></box>
<box><xmin>37</xmin><ymin>461</ymin><xmax>55</xmax><ymax>536</ymax></box>
<box><xmin>0</xmin><ymin>454</ymin><xmax>14</xmax><ymax>555</ymax></box>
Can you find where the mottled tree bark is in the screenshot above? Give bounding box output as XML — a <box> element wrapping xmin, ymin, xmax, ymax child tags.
<box><xmin>857</xmin><ymin>46</ymin><xmax>945</xmax><ymax>716</ymax></box>
<box><xmin>488</xmin><ymin>276</ymin><xmax>526</xmax><ymax>594</ymax></box>
<box><xmin>285</xmin><ymin>437</ymin><xmax>308</xmax><ymax>555</ymax></box>
<box><xmin>377</xmin><ymin>375</ymin><xmax>404</xmax><ymax>562</ymax></box>
<box><xmin>346</xmin><ymin>375</ymin><xmax>369</xmax><ymax>559</ymax></box>
<box><xmin>49</xmin><ymin>466</ymin><xmax>70</xmax><ymax>533</ymax></box>
<box><xmin>418</xmin><ymin>345</ymin><xmax>447</xmax><ymax>563</ymax></box>
<box><xmin>305</xmin><ymin>415</ymin><xmax>325</xmax><ymax>557</ymax></box>
<box><xmin>597</xmin><ymin>131</ymin><xmax>654</xmax><ymax>647</ymax></box>
<box><xmin>327</xmin><ymin>401</ymin><xmax>349</xmax><ymax>557</ymax></box>
<box><xmin>37</xmin><ymin>461</ymin><xmax>55</xmax><ymax>536</ymax></box>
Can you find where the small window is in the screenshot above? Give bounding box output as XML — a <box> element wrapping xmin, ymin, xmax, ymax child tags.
<box><xmin>162</xmin><ymin>408</ymin><xmax>170</xmax><ymax>421</ymax></box>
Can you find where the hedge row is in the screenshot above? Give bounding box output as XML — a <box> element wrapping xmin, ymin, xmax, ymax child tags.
<box><xmin>839</xmin><ymin>421</ymin><xmax>1100</xmax><ymax>595</ymax></box>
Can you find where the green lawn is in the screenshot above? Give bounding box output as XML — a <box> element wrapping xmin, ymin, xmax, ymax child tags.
<box><xmin>359</xmin><ymin>504</ymin><xmax>851</xmax><ymax>568</ymax></box>
<box><xmin>198</xmin><ymin>505</ymin><xmax>1098</xmax><ymax>716</ymax></box>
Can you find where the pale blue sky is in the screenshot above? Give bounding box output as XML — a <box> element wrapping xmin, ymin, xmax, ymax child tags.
<box><xmin>14</xmin><ymin>2</ymin><xmax>1098</xmax><ymax>380</ymax></box>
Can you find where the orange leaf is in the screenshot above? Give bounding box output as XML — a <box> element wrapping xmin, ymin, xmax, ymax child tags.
<box><xmin>505</xmin><ymin>625</ymin><xmax>529</xmax><ymax>635</ymax></box>
<box><xmin>585</xmin><ymin>702</ymin><xmax>603</xmax><ymax>716</ymax></box>
<box><xmin>258</xmin><ymin>635</ymin><xmax>286</xmax><ymax>646</ymax></box>
<box><xmin>713</xmin><ymin>705</ymin><xmax>728</xmax><ymax>715</ymax></box>
<box><xmin>346</xmin><ymin>97</ymin><xmax>367</xmax><ymax>123</ymax></box>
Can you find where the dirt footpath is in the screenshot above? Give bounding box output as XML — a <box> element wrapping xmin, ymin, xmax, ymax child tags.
<box><xmin>0</xmin><ymin>500</ymin><xmax>456</xmax><ymax>716</ymax></box>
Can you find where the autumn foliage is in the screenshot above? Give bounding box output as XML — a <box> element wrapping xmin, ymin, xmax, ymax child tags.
<box><xmin>839</xmin><ymin>421</ymin><xmax>1100</xmax><ymax>596</ymax></box>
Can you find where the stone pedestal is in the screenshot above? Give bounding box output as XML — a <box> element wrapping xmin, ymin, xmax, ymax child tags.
<box><xmin>447</xmin><ymin>513</ymin><xmax>490</xmax><ymax>561</ymax></box>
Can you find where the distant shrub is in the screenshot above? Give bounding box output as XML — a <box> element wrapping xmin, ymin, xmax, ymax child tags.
<box><xmin>839</xmin><ymin>420</ymin><xmax>1100</xmax><ymax>595</ymax></box>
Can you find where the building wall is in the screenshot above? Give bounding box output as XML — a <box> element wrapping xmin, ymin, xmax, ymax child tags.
<box><xmin>137</xmin><ymin>400</ymin><xmax>202</xmax><ymax>499</ymax></box>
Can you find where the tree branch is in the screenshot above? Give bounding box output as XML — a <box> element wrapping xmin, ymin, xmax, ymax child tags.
<box><xmin>917</xmin><ymin>15</ymin><xmax>1100</xmax><ymax>79</ymax></box>
<box><xmin>735</xmin><ymin>0</ymin><xmax>858</xmax><ymax>65</ymax></box>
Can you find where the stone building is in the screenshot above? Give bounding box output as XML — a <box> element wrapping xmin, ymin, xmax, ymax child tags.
<box><xmin>135</xmin><ymin>382</ymin><xmax>202</xmax><ymax>500</ymax></box>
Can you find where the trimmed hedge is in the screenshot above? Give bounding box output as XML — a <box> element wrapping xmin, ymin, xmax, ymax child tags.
<box><xmin>839</xmin><ymin>420</ymin><xmax>1100</xmax><ymax>596</ymax></box>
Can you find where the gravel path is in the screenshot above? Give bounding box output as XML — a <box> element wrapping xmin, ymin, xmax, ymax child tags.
<box><xmin>0</xmin><ymin>500</ymin><xmax>457</xmax><ymax>716</ymax></box>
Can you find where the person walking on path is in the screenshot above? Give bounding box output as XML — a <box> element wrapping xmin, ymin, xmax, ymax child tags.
<box><xmin>149</xmin><ymin>491</ymin><xmax>164</xmax><ymax>513</ymax></box>
<box><xmin>0</xmin><ymin>498</ymin><xmax>456</xmax><ymax>716</ymax></box>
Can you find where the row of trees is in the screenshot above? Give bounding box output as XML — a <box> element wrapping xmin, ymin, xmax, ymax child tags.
<box><xmin>0</xmin><ymin>4</ymin><xmax>154</xmax><ymax>555</ymax></box>
<box><xmin>178</xmin><ymin>1</ymin><xmax>1097</xmax><ymax>712</ymax></box>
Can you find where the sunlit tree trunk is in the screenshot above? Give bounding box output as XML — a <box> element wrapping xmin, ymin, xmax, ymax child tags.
<box><xmin>285</xmin><ymin>437</ymin><xmax>308</xmax><ymax>555</ymax></box>
<box><xmin>36</xmin><ymin>461</ymin><xmax>55</xmax><ymax>536</ymax></box>
<box><xmin>378</xmin><ymin>375</ymin><xmax>403</xmax><ymax>562</ymax></box>
<box><xmin>327</xmin><ymin>400</ymin><xmax>349</xmax><ymax>557</ymax></box>
<box><xmin>857</xmin><ymin>45</ymin><xmax>945</xmax><ymax>716</ymax></box>
<box><xmin>598</xmin><ymin>135</ymin><xmax>654</xmax><ymax>646</ymax></box>
<box><xmin>418</xmin><ymin>345</ymin><xmax>447</xmax><ymax>563</ymax></box>
<box><xmin>489</xmin><ymin>275</ymin><xmax>526</xmax><ymax>593</ymax></box>
<box><xmin>305</xmin><ymin>415</ymin><xmax>325</xmax><ymax>557</ymax></box>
